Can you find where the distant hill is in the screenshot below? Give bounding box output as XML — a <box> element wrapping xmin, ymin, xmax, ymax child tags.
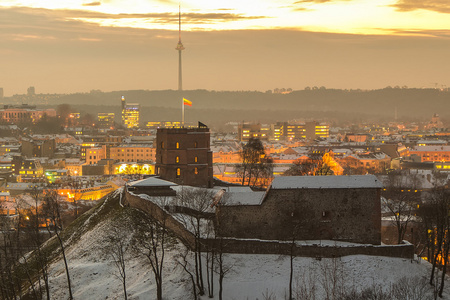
<box><xmin>6</xmin><ymin>88</ymin><xmax>450</xmax><ymax>127</ymax></box>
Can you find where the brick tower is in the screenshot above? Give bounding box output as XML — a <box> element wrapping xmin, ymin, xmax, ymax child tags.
<box><xmin>155</xmin><ymin>126</ymin><xmax>213</xmax><ymax>187</ymax></box>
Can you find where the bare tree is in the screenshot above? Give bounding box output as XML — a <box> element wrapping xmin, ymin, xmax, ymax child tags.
<box><xmin>214</xmin><ymin>237</ymin><xmax>231</xmax><ymax>300</ymax></box>
<box><xmin>42</xmin><ymin>189</ymin><xmax>73</xmax><ymax>300</ymax></box>
<box><xmin>205</xmin><ymin>219</ymin><xmax>215</xmax><ymax>298</ymax></box>
<box><xmin>317</xmin><ymin>257</ymin><xmax>346</xmax><ymax>300</ymax></box>
<box><xmin>417</xmin><ymin>187</ymin><xmax>450</xmax><ymax>297</ymax></box>
<box><xmin>104</xmin><ymin>225</ymin><xmax>130</xmax><ymax>300</ymax></box>
<box><xmin>176</xmin><ymin>187</ymin><xmax>216</xmax><ymax>295</ymax></box>
<box><xmin>283</xmin><ymin>158</ymin><xmax>316</xmax><ymax>176</ymax></box>
<box><xmin>391</xmin><ymin>276</ymin><xmax>429</xmax><ymax>300</ymax></box>
<box><xmin>293</xmin><ymin>266</ymin><xmax>317</xmax><ymax>300</ymax></box>
<box><xmin>235</xmin><ymin>138</ymin><xmax>273</xmax><ymax>187</ymax></box>
<box><xmin>0</xmin><ymin>217</ymin><xmax>22</xmax><ymax>300</ymax></box>
<box><xmin>132</xmin><ymin>197</ymin><xmax>172</xmax><ymax>300</ymax></box>
<box><xmin>382</xmin><ymin>171</ymin><xmax>421</xmax><ymax>244</ymax></box>
<box><xmin>69</xmin><ymin>178</ymin><xmax>84</xmax><ymax>219</ymax></box>
<box><xmin>175</xmin><ymin>248</ymin><xmax>198</xmax><ymax>300</ymax></box>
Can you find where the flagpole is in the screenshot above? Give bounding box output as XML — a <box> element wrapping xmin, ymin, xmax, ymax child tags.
<box><xmin>182</xmin><ymin>97</ymin><xmax>185</xmax><ymax>126</ymax></box>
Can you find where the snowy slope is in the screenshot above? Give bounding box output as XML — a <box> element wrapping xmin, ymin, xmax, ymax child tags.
<box><xmin>40</xmin><ymin>193</ymin><xmax>449</xmax><ymax>300</ymax></box>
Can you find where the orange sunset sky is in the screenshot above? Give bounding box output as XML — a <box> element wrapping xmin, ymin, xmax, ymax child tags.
<box><xmin>1</xmin><ymin>0</ymin><xmax>449</xmax><ymax>95</ymax></box>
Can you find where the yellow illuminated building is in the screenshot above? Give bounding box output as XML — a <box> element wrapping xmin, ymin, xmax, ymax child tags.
<box><xmin>114</xmin><ymin>162</ymin><xmax>155</xmax><ymax>175</ymax></box>
<box><xmin>121</xmin><ymin>96</ymin><xmax>140</xmax><ymax>128</ymax></box>
<box><xmin>57</xmin><ymin>183</ymin><xmax>118</xmax><ymax>201</ymax></box>
<box><xmin>97</xmin><ymin>113</ymin><xmax>115</xmax><ymax>128</ymax></box>
<box><xmin>146</xmin><ymin>121</ymin><xmax>183</xmax><ymax>129</ymax></box>
<box><xmin>110</xmin><ymin>145</ymin><xmax>156</xmax><ymax>162</ymax></box>
<box><xmin>238</xmin><ymin>123</ymin><xmax>270</xmax><ymax>142</ymax></box>
<box><xmin>86</xmin><ymin>147</ymin><xmax>106</xmax><ymax>165</ymax></box>
<box><xmin>270</xmin><ymin>121</ymin><xmax>329</xmax><ymax>141</ymax></box>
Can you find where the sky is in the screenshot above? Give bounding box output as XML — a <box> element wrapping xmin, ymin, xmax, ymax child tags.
<box><xmin>1</xmin><ymin>0</ymin><xmax>450</xmax><ymax>96</ymax></box>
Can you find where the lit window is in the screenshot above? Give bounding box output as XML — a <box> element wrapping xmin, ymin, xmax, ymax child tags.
<box><xmin>176</xmin><ymin>156</ymin><xmax>180</xmax><ymax>163</ymax></box>
<box><xmin>194</xmin><ymin>156</ymin><xmax>198</xmax><ymax>163</ymax></box>
<box><xmin>194</xmin><ymin>141</ymin><xmax>198</xmax><ymax>148</ymax></box>
<box><xmin>194</xmin><ymin>167</ymin><xmax>198</xmax><ymax>175</ymax></box>
<box><xmin>176</xmin><ymin>168</ymin><xmax>181</xmax><ymax>178</ymax></box>
<box><xmin>176</xmin><ymin>142</ymin><xmax>180</xmax><ymax>149</ymax></box>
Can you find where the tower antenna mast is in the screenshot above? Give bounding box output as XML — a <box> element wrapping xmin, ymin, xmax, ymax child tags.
<box><xmin>175</xmin><ymin>4</ymin><xmax>185</xmax><ymax>92</ymax></box>
<box><xmin>176</xmin><ymin>4</ymin><xmax>186</xmax><ymax>125</ymax></box>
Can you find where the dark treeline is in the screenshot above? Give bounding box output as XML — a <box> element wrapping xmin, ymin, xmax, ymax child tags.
<box><xmin>5</xmin><ymin>88</ymin><xmax>449</xmax><ymax>127</ymax></box>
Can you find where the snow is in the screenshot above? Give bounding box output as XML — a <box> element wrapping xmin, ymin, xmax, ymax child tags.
<box><xmin>47</xmin><ymin>237</ymin><xmax>447</xmax><ymax>300</ymax></box>
<box><xmin>271</xmin><ymin>174</ymin><xmax>383</xmax><ymax>189</ymax></box>
<box><xmin>129</xmin><ymin>177</ymin><xmax>178</xmax><ymax>187</ymax></box>
<box><xmin>40</xmin><ymin>194</ymin><xmax>450</xmax><ymax>300</ymax></box>
<box><xmin>221</xmin><ymin>191</ymin><xmax>266</xmax><ymax>205</ymax></box>
<box><xmin>213</xmin><ymin>186</ymin><xmax>253</xmax><ymax>193</ymax></box>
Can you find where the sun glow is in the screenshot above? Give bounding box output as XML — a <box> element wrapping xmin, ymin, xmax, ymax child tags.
<box><xmin>2</xmin><ymin>0</ymin><xmax>450</xmax><ymax>35</ymax></box>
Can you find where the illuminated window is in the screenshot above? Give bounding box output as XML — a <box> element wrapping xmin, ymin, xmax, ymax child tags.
<box><xmin>176</xmin><ymin>168</ymin><xmax>181</xmax><ymax>178</ymax></box>
<box><xmin>194</xmin><ymin>141</ymin><xmax>198</xmax><ymax>148</ymax></box>
<box><xmin>194</xmin><ymin>167</ymin><xmax>198</xmax><ymax>175</ymax></box>
<box><xmin>194</xmin><ymin>156</ymin><xmax>198</xmax><ymax>163</ymax></box>
<box><xmin>176</xmin><ymin>156</ymin><xmax>180</xmax><ymax>163</ymax></box>
<box><xmin>176</xmin><ymin>142</ymin><xmax>180</xmax><ymax>149</ymax></box>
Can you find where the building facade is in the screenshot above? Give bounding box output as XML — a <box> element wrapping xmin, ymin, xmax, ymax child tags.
<box><xmin>110</xmin><ymin>145</ymin><xmax>155</xmax><ymax>163</ymax></box>
<box><xmin>0</xmin><ymin>105</ymin><xmax>56</xmax><ymax>124</ymax></box>
<box><xmin>155</xmin><ymin>127</ymin><xmax>213</xmax><ymax>187</ymax></box>
<box><xmin>121</xmin><ymin>96</ymin><xmax>139</xmax><ymax>128</ymax></box>
<box><xmin>97</xmin><ymin>113</ymin><xmax>115</xmax><ymax>129</ymax></box>
<box><xmin>238</xmin><ymin>123</ymin><xmax>270</xmax><ymax>142</ymax></box>
<box><xmin>409</xmin><ymin>146</ymin><xmax>450</xmax><ymax>162</ymax></box>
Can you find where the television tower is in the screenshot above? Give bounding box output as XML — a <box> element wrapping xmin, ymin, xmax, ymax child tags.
<box><xmin>175</xmin><ymin>5</ymin><xmax>185</xmax><ymax>91</ymax></box>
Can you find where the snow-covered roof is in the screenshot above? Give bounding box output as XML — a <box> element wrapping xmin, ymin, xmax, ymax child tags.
<box><xmin>129</xmin><ymin>177</ymin><xmax>177</xmax><ymax>187</ymax></box>
<box><xmin>271</xmin><ymin>175</ymin><xmax>383</xmax><ymax>189</ymax></box>
<box><xmin>222</xmin><ymin>191</ymin><xmax>266</xmax><ymax>205</ymax></box>
<box><xmin>213</xmin><ymin>186</ymin><xmax>253</xmax><ymax>192</ymax></box>
<box><xmin>411</xmin><ymin>146</ymin><xmax>450</xmax><ymax>152</ymax></box>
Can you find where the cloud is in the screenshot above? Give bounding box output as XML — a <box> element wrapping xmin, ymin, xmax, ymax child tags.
<box><xmin>11</xmin><ymin>34</ymin><xmax>56</xmax><ymax>41</ymax></box>
<box><xmin>392</xmin><ymin>0</ymin><xmax>450</xmax><ymax>14</ymax></box>
<box><xmin>293</xmin><ymin>0</ymin><xmax>353</xmax><ymax>3</ymax></box>
<box><xmin>0</xmin><ymin>7</ymin><xmax>157</xmax><ymax>45</ymax></box>
<box><xmin>82</xmin><ymin>1</ymin><xmax>101</xmax><ymax>6</ymax></box>
<box><xmin>289</xmin><ymin>0</ymin><xmax>353</xmax><ymax>12</ymax></box>
<box><xmin>387</xmin><ymin>29</ymin><xmax>450</xmax><ymax>38</ymax></box>
<box><xmin>1</xmin><ymin>7</ymin><xmax>267</xmax><ymax>27</ymax></box>
<box><xmin>77</xmin><ymin>37</ymin><xmax>102</xmax><ymax>41</ymax></box>
<box><xmin>68</xmin><ymin>11</ymin><xmax>267</xmax><ymax>24</ymax></box>
<box><xmin>294</xmin><ymin>0</ymin><xmax>334</xmax><ymax>3</ymax></box>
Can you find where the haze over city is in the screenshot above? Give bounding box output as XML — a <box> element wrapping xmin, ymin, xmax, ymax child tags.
<box><xmin>1</xmin><ymin>0</ymin><xmax>450</xmax><ymax>96</ymax></box>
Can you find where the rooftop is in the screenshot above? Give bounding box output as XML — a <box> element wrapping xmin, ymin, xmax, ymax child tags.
<box><xmin>128</xmin><ymin>176</ymin><xmax>178</xmax><ymax>188</ymax></box>
<box><xmin>270</xmin><ymin>175</ymin><xmax>383</xmax><ymax>189</ymax></box>
<box><xmin>221</xmin><ymin>191</ymin><xmax>266</xmax><ymax>205</ymax></box>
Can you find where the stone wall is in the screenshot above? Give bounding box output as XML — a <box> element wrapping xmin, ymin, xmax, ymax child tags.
<box><xmin>200</xmin><ymin>238</ymin><xmax>414</xmax><ymax>259</ymax></box>
<box><xmin>124</xmin><ymin>191</ymin><xmax>197</xmax><ymax>249</ymax></box>
<box><xmin>124</xmin><ymin>190</ymin><xmax>414</xmax><ymax>259</ymax></box>
<box><xmin>217</xmin><ymin>188</ymin><xmax>381</xmax><ymax>245</ymax></box>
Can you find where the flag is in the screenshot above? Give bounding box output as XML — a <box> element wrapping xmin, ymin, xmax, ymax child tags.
<box><xmin>183</xmin><ymin>98</ymin><xmax>192</xmax><ymax>106</ymax></box>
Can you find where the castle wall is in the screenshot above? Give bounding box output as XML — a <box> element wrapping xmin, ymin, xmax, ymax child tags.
<box><xmin>217</xmin><ymin>188</ymin><xmax>381</xmax><ymax>245</ymax></box>
<box><xmin>123</xmin><ymin>190</ymin><xmax>413</xmax><ymax>259</ymax></box>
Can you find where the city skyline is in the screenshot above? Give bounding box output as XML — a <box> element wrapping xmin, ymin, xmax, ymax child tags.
<box><xmin>1</xmin><ymin>1</ymin><xmax>449</xmax><ymax>95</ymax></box>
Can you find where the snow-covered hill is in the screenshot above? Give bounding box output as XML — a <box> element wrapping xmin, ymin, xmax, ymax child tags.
<box><xmin>33</xmin><ymin>191</ymin><xmax>448</xmax><ymax>300</ymax></box>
